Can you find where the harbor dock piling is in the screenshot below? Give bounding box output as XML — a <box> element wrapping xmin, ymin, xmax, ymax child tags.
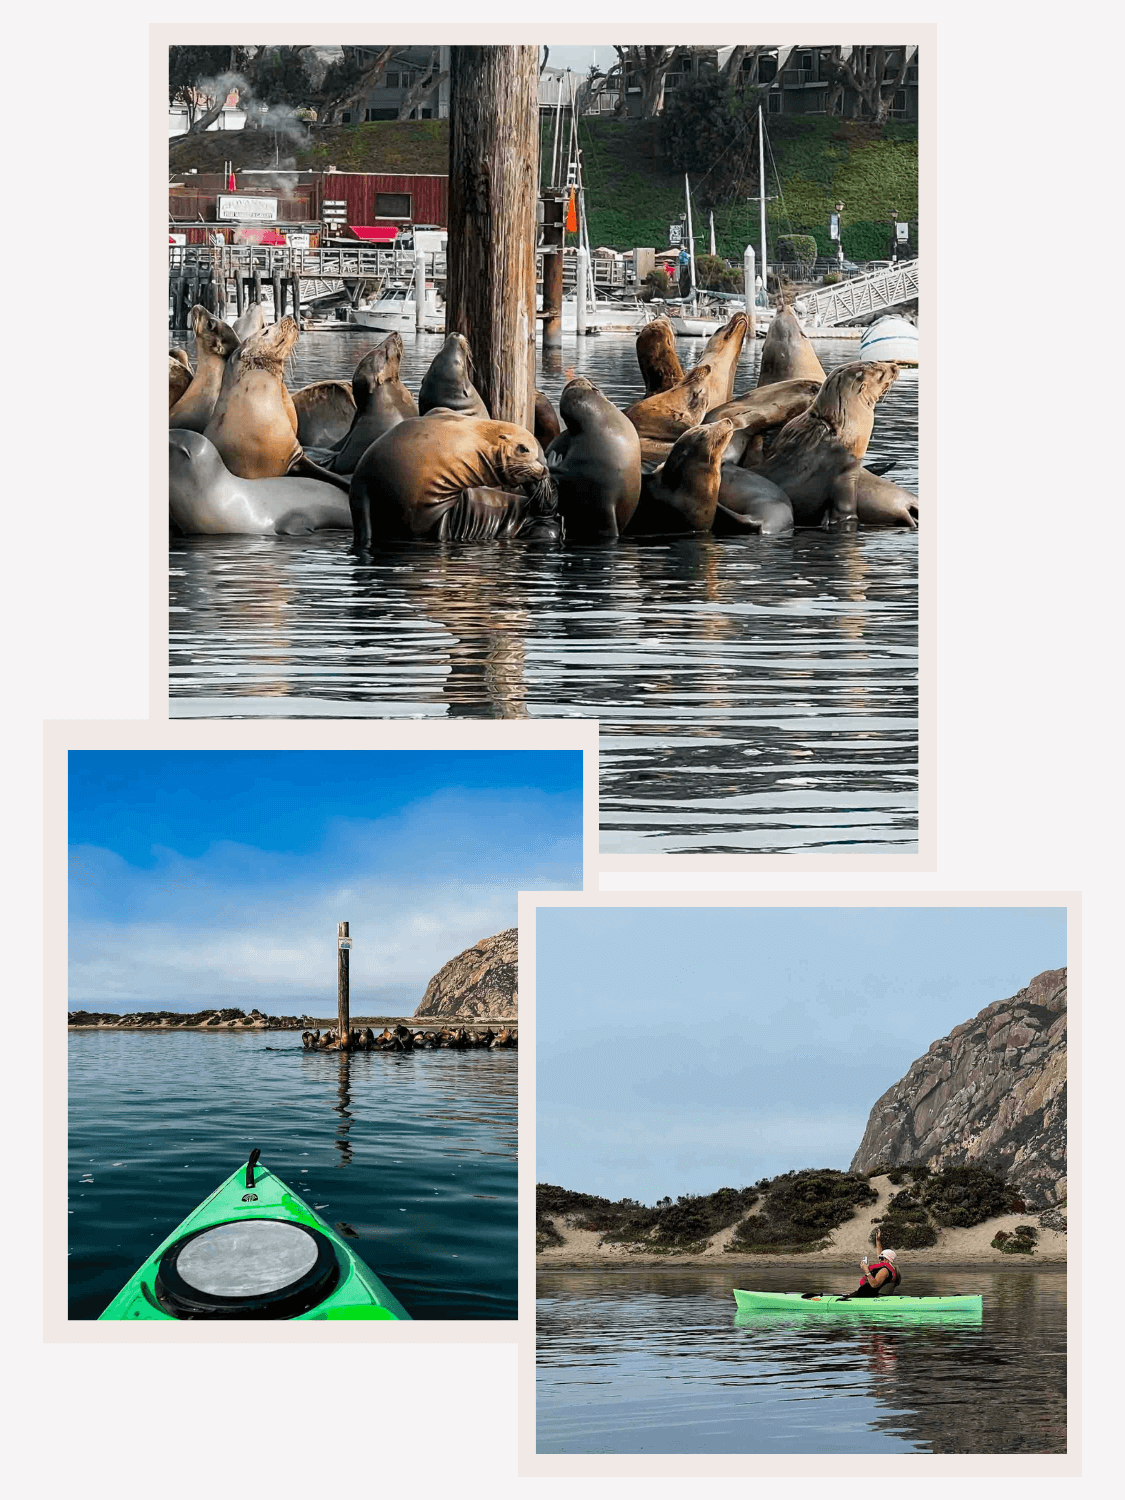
<box><xmin>337</xmin><ymin>921</ymin><xmax>351</xmax><ymax>1044</ymax></box>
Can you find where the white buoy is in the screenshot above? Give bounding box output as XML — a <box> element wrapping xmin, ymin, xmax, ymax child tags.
<box><xmin>414</xmin><ymin>251</ymin><xmax>426</xmax><ymax>331</ymax></box>
<box><xmin>576</xmin><ymin>247</ymin><xmax>589</xmax><ymax>336</ymax></box>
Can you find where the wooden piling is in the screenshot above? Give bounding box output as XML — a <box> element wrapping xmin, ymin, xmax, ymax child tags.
<box><xmin>542</xmin><ymin>249</ymin><xmax>563</xmax><ymax>350</ymax></box>
<box><xmin>252</xmin><ymin>267</ymin><xmax>264</xmax><ymax>307</ymax></box>
<box><xmin>337</xmin><ymin>922</ymin><xmax>350</xmax><ymax>1047</ymax></box>
<box><xmin>446</xmin><ymin>46</ymin><xmax>538</xmax><ymax>428</ymax></box>
<box><xmin>234</xmin><ymin>271</ymin><xmax>245</xmax><ymax>317</ymax></box>
<box><xmin>290</xmin><ymin>275</ymin><xmax>301</xmax><ymax>327</ymax></box>
<box><xmin>272</xmin><ymin>268</ymin><xmax>283</xmax><ymax>324</ymax></box>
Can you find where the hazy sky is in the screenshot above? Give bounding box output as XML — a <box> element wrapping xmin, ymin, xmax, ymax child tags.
<box><xmin>69</xmin><ymin>750</ymin><xmax>582</xmax><ymax>1013</ymax></box>
<box><xmin>536</xmin><ymin>906</ymin><xmax>1067</xmax><ymax>1202</ymax></box>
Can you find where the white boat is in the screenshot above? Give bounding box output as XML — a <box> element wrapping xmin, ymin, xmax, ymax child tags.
<box><xmin>860</xmin><ymin>315</ymin><xmax>918</xmax><ymax>364</ymax></box>
<box><xmin>349</xmin><ymin>282</ymin><xmax>443</xmax><ymax>333</ymax></box>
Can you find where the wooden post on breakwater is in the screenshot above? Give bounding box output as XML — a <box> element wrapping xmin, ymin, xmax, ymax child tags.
<box><xmin>272</xmin><ymin>268</ymin><xmax>283</xmax><ymax>325</ymax></box>
<box><xmin>234</xmin><ymin>269</ymin><xmax>245</xmax><ymax>317</ymax></box>
<box><xmin>252</xmin><ymin>267</ymin><xmax>264</xmax><ymax>308</ymax></box>
<box><xmin>446</xmin><ymin>45</ymin><xmax>538</xmax><ymax>428</ymax></box>
<box><xmin>337</xmin><ymin>921</ymin><xmax>351</xmax><ymax>1046</ymax></box>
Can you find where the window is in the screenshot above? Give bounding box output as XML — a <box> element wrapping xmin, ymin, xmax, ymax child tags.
<box><xmin>375</xmin><ymin>192</ymin><xmax>412</xmax><ymax>218</ymax></box>
<box><xmin>767</xmin><ymin>92</ymin><xmax>781</xmax><ymax>114</ymax></box>
<box><xmin>341</xmin><ymin>110</ymin><xmax>352</xmax><ymax>123</ymax></box>
<box><xmin>759</xmin><ymin>56</ymin><xmax>777</xmax><ymax>82</ymax></box>
<box><xmin>798</xmin><ymin>52</ymin><xmax>813</xmax><ymax>69</ymax></box>
<box><xmin>421</xmin><ymin>108</ymin><xmax>433</xmax><ymax>119</ymax></box>
<box><xmin>386</xmin><ymin>72</ymin><xmax>399</xmax><ymax>88</ymax></box>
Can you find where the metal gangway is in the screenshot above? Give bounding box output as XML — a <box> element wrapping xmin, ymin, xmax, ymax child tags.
<box><xmin>800</xmin><ymin>259</ymin><xmax>919</xmax><ymax>327</ymax></box>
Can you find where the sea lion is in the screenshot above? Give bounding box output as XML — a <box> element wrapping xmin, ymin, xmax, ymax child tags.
<box><xmin>418</xmin><ymin>332</ymin><xmax>489</xmax><ymax>417</ymax></box>
<box><xmin>232</xmin><ymin>301</ymin><xmax>267</xmax><ymax>342</ymax></box>
<box><xmin>631</xmin><ymin>419</ymin><xmax>736</xmax><ymax>534</ymax></box>
<box><xmin>534</xmin><ymin>389</ymin><xmax>561</xmax><ymax>448</ymax></box>
<box><xmin>291</xmin><ymin>381</ymin><xmax>356</xmax><ymax>448</ymax></box>
<box><xmin>170</xmin><ymin>347</ymin><xmax>192</xmax><ymax>371</ymax></box>
<box><xmin>545</xmin><ymin>378</ymin><xmax>642</xmax><ymax>539</ymax></box>
<box><xmin>202</xmin><ymin>318</ymin><xmax>350</xmax><ymax>490</ymax></box>
<box><xmin>636</xmin><ymin>316</ymin><xmax>684</xmax><ymax>395</ymax></box>
<box><xmin>330</xmin><ymin>333</ymin><xmax>418</xmax><ymax>474</ymax></box>
<box><xmin>169</xmin><ymin>430</ymin><xmax>351</xmax><ymax>535</ymax></box>
<box><xmin>752</xmin><ymin>362</ymin><xmax>900</xmax><ymax>527</ymax></box>
<box><xmin>757</xmin><ymin>303</ymin><xmax>827</xmax><ymax>387</ymax></box>
<box><xmin>169</xmin><ymin>354</ymin><xmax>193</xmax><ymax>409</ymax></box>
<box><xmin>715</xmin><ymin>467</ymin><xmax>795</xmax><ymax>535</ymax></box>
<box><xmin>856</xmin><ymin>468</ymin><xmax>918</xmax><ymax>529</ymax></box>
<box><xmin>349</xmin><ymin>412</ymin><xmax>559</xmax><ymax>548</ymax></box>
<box><xmin>696</xmin><ymin>311</ymin><xmax>750</xmax><ymax>407</ymax></box>
<box><xmin>624</xmin><ymin>362</ymin><xmax>716</xmax><ymax>443</ymax></box>
<box><xmin>704</xmin><ymin>379</ymin><xmax>824</xmax><ymax>466</ymax></box>
<box><xmin>169</xmin><ymin>305</ymin><xmax>240</xmax><ymax>433</ymax></box>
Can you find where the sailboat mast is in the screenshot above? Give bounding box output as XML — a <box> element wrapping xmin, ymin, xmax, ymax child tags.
<box><xmin>684</xmin><ymin>173</ymin><xmax>696</xmax><ymax>302</ymax></box>
<box><xmin>758</xmin><ymin>105</ymin><xmax>768</xmax><ymax>291</ymax></box>
<box><xmin>709</xmin><ymin>209</ymin><xmax>716</xmax><ymax>257</ymax></box>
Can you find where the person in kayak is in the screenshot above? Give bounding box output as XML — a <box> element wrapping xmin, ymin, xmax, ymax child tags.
<box><xmin>846</xmin><ymin>1232</ymin><xmax>900</xmax><ymax>1298</ymax></box>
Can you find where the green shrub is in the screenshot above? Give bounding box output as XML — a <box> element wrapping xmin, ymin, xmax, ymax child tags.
<box><xmin>694</xmin><ymin>254</ymin><xmax>742</xmax><ymax>292</ymax></box>
<box><xmin>822</xmin><ymin>272</ymin><xmax>840</xmax><ymax>285</ymax></box>
<box><xmin>777</xmin><ymin>234</ymin><xmax>817</xmax><ymax>266</ymax></box>
<box><xmin>728</xmin><ymin>1168</ymin><xmax>877</xmax><ymax>1252</ymax></box>
<box><xmin>992</xmin><ymin>1224</ymin><xmax>1038</xmax><ymax>1254</ymax></box>
<box><xmin>871</xmin><ymin>1220</ymin><xmax>938</xmax><ymax>1249</ymax></box>
<box><xmin>919</xmin><ymin>1166</ymin><xmax>1023</xmax><ymax>1228</ymax></box>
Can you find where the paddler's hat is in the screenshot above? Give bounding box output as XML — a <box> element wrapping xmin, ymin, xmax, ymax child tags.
<box><xmin>882</xmin><ymin>1249</ymin><xmax>898</xmax><ymax>1264</ymax></box>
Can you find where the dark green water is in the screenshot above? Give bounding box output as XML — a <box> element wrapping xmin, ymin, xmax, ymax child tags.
<box><xmin>537</xmin><ymin>1265</ymin><xmax>1066</xmax><ymax>1453</ymax></box>
<box><xmin>69</xmin><ymin>1030</ymin><xmax>516</xmax><ymax>1320</ymax></box>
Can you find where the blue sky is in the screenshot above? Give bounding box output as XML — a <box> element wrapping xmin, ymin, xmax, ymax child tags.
<box><xmin>536</xmin><ymin>906</ymin><xmax>1067</xmax><ymax>1202</ymax></box>
<box><xmin>69</xmin><ymin>750</ymin><xmax>582</xmax><ymax>1012</ymax></box>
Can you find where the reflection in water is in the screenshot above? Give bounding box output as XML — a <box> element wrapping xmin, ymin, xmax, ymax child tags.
<box><xmin>170</xmin><ymin>333</ymin><xmax>918</xmax><ymax>855</ymax></box>
<box><xmin>537</xmin><ymin>1266</ymin><xmax>1065</xmax><ymax>1455</ymax></box>
<box><xmin>68</xmin><ymin>1031</ymin><xmax>517</xmax><ymax>1320</ymax></box>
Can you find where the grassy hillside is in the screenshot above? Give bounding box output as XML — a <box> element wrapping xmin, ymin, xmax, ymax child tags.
<box><xmin>170</xmin><ymin>114</ymin><xmax>917</xmax><ymax>263</ymax></box>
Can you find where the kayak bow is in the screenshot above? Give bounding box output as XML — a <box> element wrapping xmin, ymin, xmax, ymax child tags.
<box><xmin>733</xmin><ymin>1289</ymin><xmax>982</xmax><ymax>1314</ymax></box>
<box><xmin>99</xmin><ymin>1150</ymin><xmax>411</xmax><ymax>1321</ymax></box>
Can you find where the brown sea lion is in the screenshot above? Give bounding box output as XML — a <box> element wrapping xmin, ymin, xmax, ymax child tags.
<box><xmin>704</xmin><ymin>379</ymin><xmax>824</xmax><ymax>466</ymax></box>
<box><xmin>203</xmin><ymin>318</ymin><xmax>350</xmax><ymax>491</ymax></box>
<box><xmin>291</xmin><ymin>380</ymin><xmax>356</xmax><ymax>448</ymax></box>
<box><xmin>534</xmin><ymin>389</ymin><xmax>561</xmax><ymax>448</ymax></box>
<box><xmin>753</xmin><ymin>362</ymin><xmax>899</xmax><ymax>527</ymax></box>
<box><xmin>169</xmin><ymin>354</ymin><xmax>193</xmax><ymax>409</ymax></box>
<box><xmin>330</xmin><ymin>333</ymin><xmax>418</xmax><ymax>474</ymax></box>
<box><xmin>757</xmin><ymin>304</ymin><xmax>827</xmax><ymax>388</ymax></box>
<box><xmin>856</xmin><ymin>469</ymin><xmax>918</xmax><ymax>529</ymax></box>
<box><xmin>349</xmin><ymin>412</ymin><xmax>559</xmax><ymax>548</ymax></box>
<box><xmin>624</xmin><ymin>363</ymin><xmax>715</xmax><ymax>443</ymax></box>
<box><xmin>696</xmin><ymin>311</ymin><xmax>749</xmax><ymax>407</ymax></box>
<box><xmin>170</xmin><ymin>347</ymin><xmax>192</xmax><ymax>371</ymax></box>
<box><xmin>232</xmin><ymin>301</ymin><xmax>267</xmax><ymax>342</ymax></box>
<box><xmin>631</xmin><ymin>419</ymin><xmax>736</xmax><ymax>534</ymax></box>
<box><xmin>169</xmin><ymin>305</ymin><xmax>240</xmax><ymax>433</ymax></box>
<box><xmin>545</xmin><ymin>378</ymin><xmax>642</xmax><ymax>539</ymax></box>
<box><xmin>636</xmin><ymin>316</ymin><xmax>684</xmax><ymax>395</ymax></box>
<box><xmin>418</xmin><ymin>332</ymin><xmax>489</xmax><ymax>417</ymax></box>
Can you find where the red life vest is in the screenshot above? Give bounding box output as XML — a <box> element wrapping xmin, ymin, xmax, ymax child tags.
<box><xmin>858</xmin><ymin>1257</ymin><xmax>901</xmax><ymax>1293</ymax></box>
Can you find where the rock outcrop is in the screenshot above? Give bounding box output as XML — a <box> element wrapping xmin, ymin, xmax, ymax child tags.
<box><xmin>849</xmin><ymin>967</ymin><xmax>1066</xmax><ymax>1207</ymax></box>
<box><xmin>413</xmin><ymin>929</ymin><xmax>518</xmax><ymax>1019</ymax></box>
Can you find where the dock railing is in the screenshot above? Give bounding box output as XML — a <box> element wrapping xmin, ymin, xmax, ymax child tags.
<box><xmin>800</xmin><ymin>259</ymin><xmax>919</xmax><ymax>327</ymax></box>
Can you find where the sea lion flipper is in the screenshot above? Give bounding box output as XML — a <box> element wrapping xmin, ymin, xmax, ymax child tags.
<box><xmin>287</xmin><ymin>452</ymin><xmax>352</xmax><ymax>494</ymax></box>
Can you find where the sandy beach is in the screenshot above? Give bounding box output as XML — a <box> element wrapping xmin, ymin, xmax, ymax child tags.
<box><xmin>537</xmin><ymin>1174</ymin><xmax>1066</xmax><ymax>1268</ymax></box>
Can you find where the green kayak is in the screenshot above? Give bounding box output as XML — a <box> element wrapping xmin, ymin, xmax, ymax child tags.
<box><xmin>99</xmin><ymin>1151</ymin><xmax>411</xmax><ymax>1321</ymax></box>
<box><xmin>733</xmin><ymin>1289</ymin><xmax>982</xmax><ymax>1315</ymax></box>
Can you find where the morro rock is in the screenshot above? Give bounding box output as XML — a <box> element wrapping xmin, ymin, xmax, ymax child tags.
<box><xmin>849</xmin><ymin>967</ymin><xmax>1066</xmax><ymax>1207</ymax></box>
<box><xmin>413</xmin><ymin>929</ymin><xmax>517</xmax><ymax>1020</ymax></box>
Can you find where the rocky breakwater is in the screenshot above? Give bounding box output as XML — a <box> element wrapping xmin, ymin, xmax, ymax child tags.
<box><xmin>413</xmin><ymin>929</ymin><xmax>517</xmax><ymax>1020</ymax></box>
<box><xmin>302</xmin><ymin>1023</ymin><xmax>517</xmax><ymax>1052</ymax></box>
<box><xmin>68</xmin><ymin>1007</ymin><xmax>308</xmax><ymax>1030</ymax></box>
<box><xmin>850</xmin><ymin>967</ymin><xmax>1066</xmax><ymax>1211</ymax></box>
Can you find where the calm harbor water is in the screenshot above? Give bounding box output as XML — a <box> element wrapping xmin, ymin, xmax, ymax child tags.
<box><xmin>69</xmin><ymin>1030</ymin><xmax>516</xmax><ymax>1320</ymax></box>
<box><xmin>537</xmin><ymin>1266</ymin><xmax>1066</xmax><ymax>1454</ymax></box>
<box><xmin>169</xmin><ymin>330</ymin><xmax>918</xmax><ymax>855</ymax></box>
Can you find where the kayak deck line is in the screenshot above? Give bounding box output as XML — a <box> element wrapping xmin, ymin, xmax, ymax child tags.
<box><xmin>98</xmin><ymin>1151</ymin><xmax>411</xmax><ymax>1321</ymax></box>
<box><xmin>732</xmin><ymin>1288</ymin><xmax>983</xmax><ymax>1314</ymax></box>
